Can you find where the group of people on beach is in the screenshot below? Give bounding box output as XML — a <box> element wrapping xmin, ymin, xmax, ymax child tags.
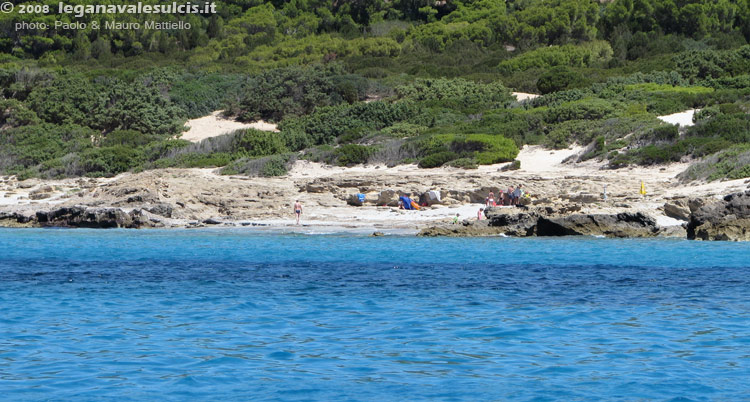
<box><xmin>476</xmin><ymin>184</ymin><xmax>526</xmax><ymax>221</ymax></box>
<box><xmin>485</xmin><ymin>184</ymin><xmax>525</xmax><ymax>207</ymax></box>
<box><xmin>294</xmin><ymin>184</ymin><xmax>528</xmax><ymax>225</ymax></box>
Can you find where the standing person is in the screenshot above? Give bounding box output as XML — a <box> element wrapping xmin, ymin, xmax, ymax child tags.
<box><xmin>294</xmin><ymin>200</ymin><xmax>302</xmax><ymax>225</ymax></box>
<box><xmin>506</xmin><ymin>186</ymin><xmax>514</xmax><ymax>205</ymax></box>
<box><xmin>477</xmin><ymin>208</ymin><xmax>484</xmax><ymax>220</ymax></box>
<box><xmin>512</xmin><ymin>184</ymin><xmax>524</xmax><ymax>206</ymax></box>
<box><xmin>488</xmin><ymin>191</ymin><xmax>496</xmax><ymax>207</ymax></box>
<box><xmin>453</xmin><ymin>213</ymin><xmax>460</xmax><ymax>224</ymax></box>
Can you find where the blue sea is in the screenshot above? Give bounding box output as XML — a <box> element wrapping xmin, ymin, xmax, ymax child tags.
<box><xmin>1</xmin><ymin>228</ymin><xmax>749</xmax><ymax>401</ymax></box>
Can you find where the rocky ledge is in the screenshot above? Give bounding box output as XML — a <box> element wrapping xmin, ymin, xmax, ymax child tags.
<box><xmin>687</xmin><ymin>190</ymin><xmax>750</xmax><ymax>241</ymax></box>
<box><xmin>0</xmin><ymin>206</ymin><xmax>170</xmax><ymax>229</ymax></box>
<box><xmin>419</xmin><ymin>207</ymin><xmax>683</xmax><ymax>238</ymax></box>
<box><xmin>421</xmin><ymin>191</ymin><xmax>750</xmax><ymax>241</ymax></box>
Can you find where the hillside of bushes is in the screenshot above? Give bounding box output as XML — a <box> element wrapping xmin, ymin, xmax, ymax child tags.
<box><xmin>1</xmin><ymin>0</ymin><xmax>750</xmax><ymax>180</ymax></box>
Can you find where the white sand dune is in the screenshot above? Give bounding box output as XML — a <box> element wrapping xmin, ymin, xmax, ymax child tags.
<box><xmin>512</xmin><ymin>145</ymin><xmax>585</xmax><ymax>173</ymax></box>
<box><xmin>182</xmin><ymin>111</ymin><xmax>278</xmax><ymax>143</ymax></box>
<box><xmin>657</xmin><ymin>109</ymin><xmax>699</xmax><ymax>127</ymax></box>
<box><xmin>512</xmin><ymin>92</ymin><xmax>541</xmax><ymax>102</ymax></box>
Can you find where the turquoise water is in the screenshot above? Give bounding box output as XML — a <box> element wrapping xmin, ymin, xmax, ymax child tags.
<box><xmin>1</xmin><ymin>229</ymin><xmax>749</xmax><ymax>401</ymax></box>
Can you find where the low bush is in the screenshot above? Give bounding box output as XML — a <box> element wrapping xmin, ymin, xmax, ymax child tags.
<box><xmin>536</xmin><ymin>66</ymin><xmax>588</xmax><ymax>94</ymax></box>
<box><xmin>279</xmin><ymin>101</ymin><xmax>417</xmax><ymax>146</ymax></box>
<box><xmin>546</xmin><ymin>98</ymin><xmax>617</xmax><ymax>123</ymax></box>
<box><xmin>678</xmin><ymin>145</ymin><xmax>750</xmax><ymax>182</ymax></box>
<box><xmin>447</xmin><ymin>157</ymin><xmax>478</xmax><ymax>169</ymax></box>
<box><xmin>334</xmin><ymin>144</ymin><xmax>377</xmax><ymax>166</ymax></box>
<box><xmin>102</xmin><ymin>129</ymin><xmax>161</xmax><ymax>148</ymax></box>
<box><xmin>498</xmin><ymin>41</ymin><xmax>613</xmax><ymax>74</ymax></box>
<box><xmin>418</xmin><ymin>151</ymin><xmax>458</xmax><ymax>168</ymax></box>
<box><xmin>237</xmin><ymin>63</ymin><xmax>365</xmax><ymax>122</ymax></box>
<box><xmin>79</xmin><ymin>146</ymin><xmax>143</xmax><ymax>177</ymax></box>
<box><xmin>687</xmin><ymin>113</ymin><xmax>750</xmax><ymax>144</ymax></box>
<box><xmin>501</xmin><ymin>159</ymin><xmax>521</xmax><ymax>171</ymax></box>
<box><xmin>451</xmin><ymin>134</ymin><xmax>518</xmax><ymax>165</ymax></box>
<box><xmin>647</xmin><ymin>125</ymin><xmax>679</xmax><ymax>142</ymax></box>
<box><xmin>381</xmin><ymin>122</ymin><xmax>427</xmax><ymax>138</ymax></box>
<box><xmin>221</xmin><ymin>153</ymin><xmax>297</xmax><ymax>177</ymax></box>
<box><xmin>233</xmin><ymin>129</ymin><xmax>288</xmax><ymax>157</ymax></box>
<box><xmin>152</xmin><ymin>152</ymin><xmax>234</xmax><ymax>169</ymax></box>
<box><xmin>395</xmin><ymin>77</ymin><xmax>513</xmax><ymax>112</ymax></box>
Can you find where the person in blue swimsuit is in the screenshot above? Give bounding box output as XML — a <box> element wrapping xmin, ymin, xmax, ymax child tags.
<box><xmin>294</xmin><ymin>200</ymin><xmax>302</xmax><ymax>225</ymax></box>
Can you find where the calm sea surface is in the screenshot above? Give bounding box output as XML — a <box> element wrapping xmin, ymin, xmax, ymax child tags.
<box><xmin>1</xmin><ymin>228</ymin><xmax>749</xmax><ymax>401</ymax></box>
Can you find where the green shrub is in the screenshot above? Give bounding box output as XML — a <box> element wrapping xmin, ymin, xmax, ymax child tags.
<box><xmin>96</xmin><ymin>78</ymin><xmax>184</xmax><ymax>136</ymax></box>
<box><xmin>301</xmin><ymin>145</ymin><xmax>336</xmax><ymax>164</ymax></box>
<box><xmin>334</xmin><ymin>144</ymin><xmax>376</xmax><ymax>166</ymax></box>
<box><xmin>623</xmin><ymin>83</ymin><xmax>714</xmax><ymax>95</ymax></box>
<box><xmin>381</xmin><ymin>122</ymin><xmax>427</xmax><ymax>138</ymax></box>
<box><xmin>169</xmin><ymin>73</ymin><xmax>245</xmax><ymax>119</ymax></box>
<box><xmin>153</xmin><ymin>152</ymin><xmax>233</xmax><ymax>169</ymax></box>
<box><xmin>649</xmin><ymin>125</ymin><xmax>679</xmax><ymax>141</ymax></box>
<box><xmin>233</xmin><ymin>129</ymin><xmax>288</xmax><ymax>157</ymax></box>
<box><xmin>688</xmin><ymin>114</ymin><xmax>750</xmax><ymax>144</ymax></box>
<box><xmin>528</xmin><ymin>89</ymin><xmax>588</xmax><ymax>108</ymax></box>
<box><xmin>0</xmin><ymin>99</ymin><xmax>40</xmax><ymax>127</ymax></box>
<box><xmin>447</xmin><ymin>157</ymin><xmax>478</xmax><ymax>169</ymax></box>
<box><xmin>693</xmin><ymin>106</ymin><xmax>720</xmax><ymax>123</ymax></box>
<box><xmin>644</xmin><ymin>96</ymin><xmax>689</xmax><ymax>115</ymax></box>
<box><xmin>536</xmin><ymin>66</ymin><xmax>587</xmax><ymax>94</ymax></box>
<box><xmin>498</xmin><ymin>41</ymin><xmax>613</xmax><ymax>74</ymax></box>
<box><xmin>0</xmin><ymin>124</ymin><xmax>67</xmax><ymax>168</ymax></box>
<box><xmin>408</xmin><ymin>21</ymin><xmax>493</xmax><ymax>52</ymax></box>
<box><xmin>102</xmin><ymin>130</ymin><xmax>160</xmax><ymax>148</ymax></box>
<box><xmin>27</xmin><ymin>75</ymin><xmax>104</xmax><ymax>128</ymax></box>
<box><xmin>221</xmin><ymin>153</ymin><xmax>297</xmax><ymax>177</ymax></box>
<box><xmin>419</xmin><ymin>151</ymin><xmax>458</xmax><ymax>168</ymax></box>
<box><xmin>142</xmin><ymin>139</ymin><xmax>192</xmax><ymax>161</ymax></box>
<box><xmin>79</xmin><ymin>146</ymin><xmax>143</xmax><ymax>176</ymax></box>
<box><xmin>546</xmin><ymin>99</ymin><xmax>616</xmax><ymax>123</ymax></box>
<box><xmin>238</xmin><ymin>63</ymin><xmax>365</xmax><ymax>122</ymax></box>
<box><xmin>451</xmin><ymin>134</ymin><xmax>519</xmax><ymax>165</ymax></box>
<box><xmin>501</xmin><ymin>159</ymin><xmax>521</xmax><ymax>171</ymax></box>
<box><xmin>395</xmin><ymin>77</ymin><xmax>513</xmax><ymax>112</ymax></box>
<box><xmin>679</xmin><ymin>144</ymin><xmax>750</xmax><ymax>182</ymax></box>
<box><xmin>279</xmin><ymin>101</ymin><xmax>417</xmax><ymax>146</ymax></box>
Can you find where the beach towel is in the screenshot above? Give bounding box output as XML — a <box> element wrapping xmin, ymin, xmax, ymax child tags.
<box><xmin>357</xmin><ymin>193</ymin><xmax>366</xmax><ymax>203</ymax></box>
<box><xmin>428</xmin><ymin>190</ymin><xmax>441</xmax><ymax>202</ymax></box>
<box><xmin>399</xmin><ymin>196</ymin><xmax>413</xmax><ymax>210</ymax></box>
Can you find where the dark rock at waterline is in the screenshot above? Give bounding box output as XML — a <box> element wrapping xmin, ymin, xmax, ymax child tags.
<box><xmin>422</xmin><ymin>207</ymin><xmax>666</xmax><ymax>238</ymax></box>
<box><xmin>536</xmin><ymin>212</ymin><xmax>660</xmax><ymax>238</ymax></box>
<box><xmin>486</xmin><ymin>211</ymin><xmax>538</xmax><ymax>237</ymax></box>
<box><xmin>0</xmin><ymin>211</ymin><xmax>35</xmax><ymax>227</ymax></box>
<box><xmin>418</xmin><ymin>220</ymin><xmax>507</xmax><ymax>237</ymax></box>
<box><xmin>0</xmin><ymin>206</ymin><xmax>164</xmax><ymax>229</ymax></box>
<box><xmin>36</xmin><ymin>206</ymin><xmax>136</xmax><ymax>228</ymax></box>
<box><xmin>688</xmin><ymin>191</ymin><xmax>750</xmax><ymax>241</ymax></box>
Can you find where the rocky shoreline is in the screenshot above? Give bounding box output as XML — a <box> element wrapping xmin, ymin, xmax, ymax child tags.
<box><xmin>1</xmin><ymin>162</ymin><xmax>749</xmax><ymax>240</ymax></box>
<box><xmin>2</xmin><ymin>190</ymin><xmax>749</xmax><ymax>242</ymax></box>
<box><xmin>419</xmin><ymin>190</ymin><xmax>750</xmax><ymax>241</ymax></box>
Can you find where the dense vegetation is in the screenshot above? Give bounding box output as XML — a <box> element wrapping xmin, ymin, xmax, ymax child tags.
<box><xmin>2</xmin><ymin>0</ymin><xmax>750</xmax><ymax>180</ymax></box>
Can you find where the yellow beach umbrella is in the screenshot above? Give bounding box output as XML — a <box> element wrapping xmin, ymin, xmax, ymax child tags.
<box><xmin>640</xmin><ymin>180</ymin><xmax>647</xmax><ymax>196</ymax></box>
